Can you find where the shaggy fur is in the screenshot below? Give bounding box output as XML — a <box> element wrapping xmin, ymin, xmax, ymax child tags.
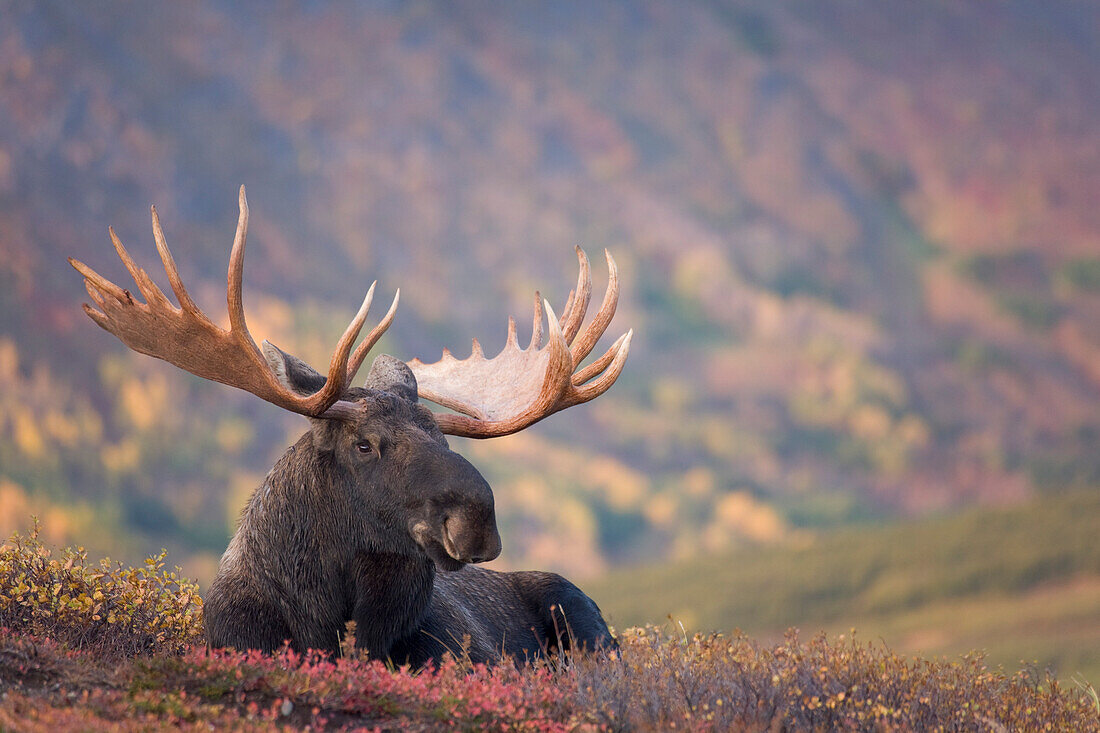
<box><xmin>204</xmin><ymin>352</ymin><xmax>614</xmax><ymax>664</ymax></box>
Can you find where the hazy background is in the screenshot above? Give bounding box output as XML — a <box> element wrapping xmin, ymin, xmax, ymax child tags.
<box><xmin>2</xmin><ymin>1</ymin><xmax>1098</xmax><ymax>678</ymax></box>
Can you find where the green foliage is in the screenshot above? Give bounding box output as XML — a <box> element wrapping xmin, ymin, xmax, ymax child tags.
<box><xmin>957</xmin><ymin>252</ymin><xmax>1064</xmax><ymax>328</ymax></box>
<box><xmin>959</xmin><ymin>251</ymin><xmax>1047</xmax><ymax>289</ymax></box>
<box><xmin>0</xmin><ymin>521</ymin><xmax>203</xmax><ymax>658</ymax></box>
<box><xmin>780</xmin><ymin>488</ymin><xmax>882</xmax><ymax>528</ymax></box>
<box><xmin>767</xmin><ymin>263</ymin><xmax>840</xmax><ymax>302</ymax></box>
<box><xmin>954</xmin><ymin>338</ymin><xmax>1017</xmax><ymax>374</ymax></box>
<box><xmin>1061</xmin><ymin>258</ymin><xmax>1100</xmax><ymax>293</ymax></box>
<box><xmin>1031</xmin><ymin>452</ymin><xmax>1100</xmax><ymax>492</ymax></box>
<box><xmin>589</xmin><ymin>491</ymin><xmax>1100</xmax><ymax>679</ymax></box>
<box><xmin>711</xmin><ymin>3</ymin><xmax>781</xmax><ymax>58</ymax></box>
<box><xmin>636</xmin><ymin>269</ymin><xmax>726</xmax><ymax>347</ymax></box>
<box><xmin>997</xmin><ymin>292</ymin><xmax>1063</xmax><ymax>329</ymax></box>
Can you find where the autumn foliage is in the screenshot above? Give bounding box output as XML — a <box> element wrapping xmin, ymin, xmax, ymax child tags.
<box><xmin>1</xmin><ymin>531</ymin><xmax>1097</xmax><ymax>731</ymax></box>
<box><xmin>0</xmin><ymin>522</ymin><xmax>203</xmax><ymax>659</ymax></box>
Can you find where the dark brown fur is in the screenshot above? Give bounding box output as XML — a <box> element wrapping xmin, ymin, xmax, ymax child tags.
<box><xmin>204</xmin><ymin>351</ymin><xmax>614</xmax><ymax>664</ymax></box>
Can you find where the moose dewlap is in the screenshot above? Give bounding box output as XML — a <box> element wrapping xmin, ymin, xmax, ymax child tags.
<box><xmin>70</xmin><ymin>186</ymin><xmax>631</xmax><ymax>664</ymax></box>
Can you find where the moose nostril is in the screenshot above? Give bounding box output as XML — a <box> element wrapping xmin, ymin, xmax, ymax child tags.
<box><xmin>441</xmin><ymin>517</ymin><xmax>461</xmax><ymax>559</ymax></box>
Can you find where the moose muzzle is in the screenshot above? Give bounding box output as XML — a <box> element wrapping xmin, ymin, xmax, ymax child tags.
<box><xmin>409</xmin><ymin>451</ymin><xmax>502</xmax><ymax>570</ymax></box>
<box><xmin>441</xmin><ymin>511</ymin><xmax>502</xmax><ymax>564</ymax></box>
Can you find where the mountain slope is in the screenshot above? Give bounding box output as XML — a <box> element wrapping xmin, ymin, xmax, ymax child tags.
<box><xmin>586</xmin><ymin>490</ymin><xmax>1100</xmax><ymax>681</ymax></box>
<box><xmin>1</xmin><ymin>1</ymin><xmax>1098</xmax><ymax>578</ymax></box>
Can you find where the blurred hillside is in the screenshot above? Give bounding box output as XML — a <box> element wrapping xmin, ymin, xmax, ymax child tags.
<box><xmin>589</xmin><ymin>490</ymin><xmax>1100</xmax><ymax>682</ymax></box>
<box><xmin>1</xmin><ymin>1</ymin><xmax>1099</xmax><ymax>583</ymax></box>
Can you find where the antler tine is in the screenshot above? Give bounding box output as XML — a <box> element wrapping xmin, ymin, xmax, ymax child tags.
<box><xmin>569</xmin><ymin>249</ymin><xmax>619</xmax><ymax>364</ymax></box>
<box><xmin>569</xmin><ymin>329</ymin><xmax>632</xmax><ymax>405</ymax></box>
<box><xmin>70</xmin><ymin>254</ymin><xmax>129</xmax><ymax>305</ymax></box>
<box><xmin>311</xmin><ymin>286</ymin><xmax>375</xmax><ymax>411</ymax></box>
<box><xmin>223</xmin><ymin>185</ymin><xmax>368</xmax><ymax>415</ymax></box>
<box><xmin>82</xmin><ymin>277</ymin><xmax>110</xmax><ymax>311</ymax></box>
<box><xmin>560</xmin><ymin>289</ymin><xmax>575</xmax><ymax>329</ymax></box>
<box><xmin>108</xmin><ymin>227</ymin><xmax>172</xmax><ymax>312</ymax></box>
<box><xmin>572</xmin><ymin>330</ymin><xmax>629</xmax><ymax>386</ymax></box>
<box><xmin>346</xmin><ymin>287</ymin><xmax>400</xmax><ymax>383</ymax></box>
<box><xmin>227</xmin><ymin>185</ymin><xmax>259</xmax><ymax>355</ymax></box>
<box><xmin>337</xmin><ymin>280</ymin><xmax>374</xmax><ymax>377</ymax></box>
<box><xmin>423</xmin><ymin>300</ymin><xmax>573</xmax><ymax>438</ymax></box>
<box><xmin>558</xmin><ymin>246</ymin><xmax>591</xmax><ymax>344</ymax></box>
<box><xmin>151</xmin><ymin>204</ymin><xmax>201</xmax><ymax>315</ymax></box>
<box><xmin>80</xmin><ymin>276</ymin><xmax>121</xmax><ymax>333</ymax></box>
<box><xmin>528</xmin><ymin>291</ymin><xmax>544</xmax><ymax>350</ymax></box>
<box><xmin>505</xmin><ymin>316</ymin><xmax>518</xmax><ymax>347</ymax></box>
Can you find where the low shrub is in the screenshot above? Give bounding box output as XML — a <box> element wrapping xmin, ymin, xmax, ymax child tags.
<box><xmin>574</xmin><ymin>626</ymin><xmax>1099</xmax><ymax>730</ymax></box>
<box><xmin>2</xmin><ymin>624</ymin><xmax>1097</xmax><ymax>731</ymax></box>
<box><xmin>0</xmin><ymin>520</ymin><xmax>203</xmax><ymax>658</ymax></box>
<box><xmin>1</xmin><ymin>530</ymin><xmax>1097</xmax><ymax>730</ymax></box>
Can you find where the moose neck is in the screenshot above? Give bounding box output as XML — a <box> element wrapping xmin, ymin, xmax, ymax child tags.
<box><xmin>238</xmin><ymin>432</ymin><xmax>439</xmax><ymax>654</ymax></box>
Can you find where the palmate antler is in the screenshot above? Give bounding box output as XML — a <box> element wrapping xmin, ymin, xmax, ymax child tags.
<box><xmin>408</xmin><ymin>248</ymin><xmax>632</xmax><ymax>438</ymax></box>
<box><xmin>69</xmin><ymin>186</ymin><xmax>398</xmax><ymax>422</ymax></box>
<box><xmin>72</xmin><ymin>189</ymin><xmax>630</xmax><ymax>436</ymax></box>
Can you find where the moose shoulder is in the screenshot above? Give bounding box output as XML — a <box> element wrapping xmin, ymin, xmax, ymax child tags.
<box><xmin>70</xmin><ymin>187</ymin><xmax>631</xmax><ymax>665</ymax></box>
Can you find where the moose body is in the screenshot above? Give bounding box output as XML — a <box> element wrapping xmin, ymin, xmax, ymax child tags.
<box><xmin>71</xmin><ymin>187</ymin><xmax>630</xmax><ymax>664</ymax></box>
<box><xmin>204</xmin><ymin>360</ymin><xmax>613</xmax><ymax>663</ymax></box>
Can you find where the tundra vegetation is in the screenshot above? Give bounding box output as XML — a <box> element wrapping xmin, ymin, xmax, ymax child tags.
<box><xmin>2</xmin><ymin>524</ymin><xmax>1098</xmax><ymax>731</ymax></box>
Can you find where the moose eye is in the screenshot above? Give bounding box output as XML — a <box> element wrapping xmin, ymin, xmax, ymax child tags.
<box><xmin>356</xmin><ymin>440</ymin><xmax>374</xmax><ymax>455</ymax></box>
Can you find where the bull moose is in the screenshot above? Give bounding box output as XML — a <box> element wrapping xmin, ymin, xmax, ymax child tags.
<box><xmin>70</xmin><ymin>187</ymin><xmax>631</xmax><ymax>665</ymax></box>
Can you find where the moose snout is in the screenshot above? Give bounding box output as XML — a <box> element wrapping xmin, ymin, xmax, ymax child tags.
<box><xmin>442</xmin><ymin>512</ymin><xmax>502</xmax><ymax>564</ymax></box>
<box><xmin>410</xmin><ymin>450</ymin><xmax>503</xmax><ymax>568</ymax></box>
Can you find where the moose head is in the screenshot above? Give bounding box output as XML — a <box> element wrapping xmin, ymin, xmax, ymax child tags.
<box><xmin>70</xmin><ymin>186</ymin><xmax>631</xmax><ymax>662</ymax></box>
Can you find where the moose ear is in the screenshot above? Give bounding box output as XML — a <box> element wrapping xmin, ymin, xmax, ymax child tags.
<box><xmin>261</xmin><ymin>341</ymin><xmax>328</xmax><ymax>396</ymax></box>
<box><xmin>263</xmin><ymin>341</ymin><xmax>342</xmax><ymax>451</ymax></box>
<box><xmin>364</xmin><ymin>354</ymin><xmax>419</xmax><ymax>403</ymax></box>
